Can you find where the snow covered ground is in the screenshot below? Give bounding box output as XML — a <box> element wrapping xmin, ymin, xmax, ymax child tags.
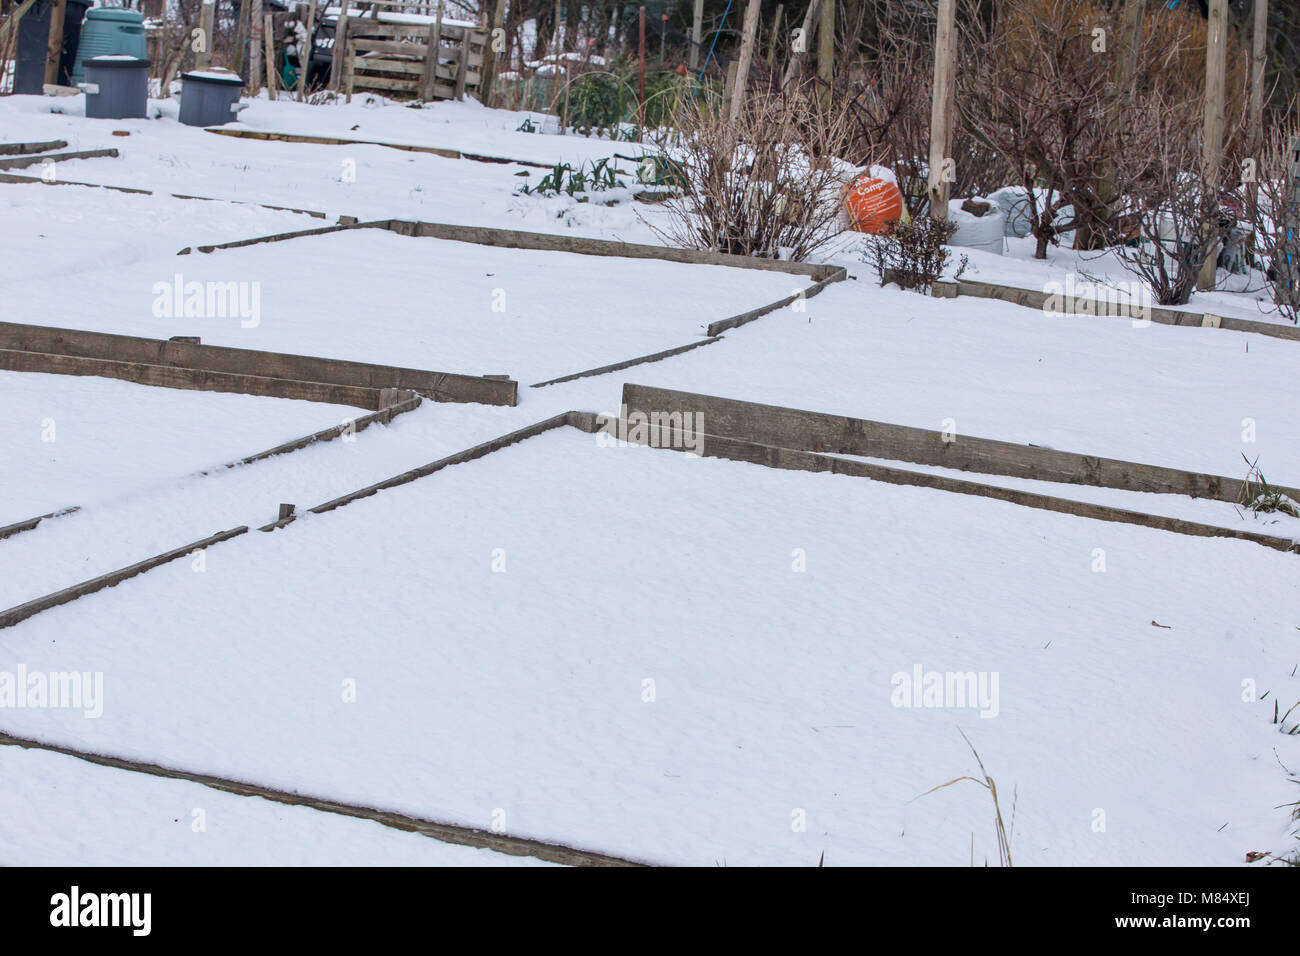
<box><xmin>1</xmin><ymin>91</ymin><xmax>1297</xmax><ymax>867</ymax></box>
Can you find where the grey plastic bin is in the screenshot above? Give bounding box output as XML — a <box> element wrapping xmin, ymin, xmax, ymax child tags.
<box><xmin>79</xmin><ymin>55</ymin><xmax>149</xmax><ymax>120</ymax></box>
<box><xmin>179</xmin><ymin>71</ymin><xmax>246</xmax><ymax>127</ymax></box>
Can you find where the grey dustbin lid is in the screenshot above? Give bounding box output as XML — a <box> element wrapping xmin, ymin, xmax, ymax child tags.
<box><xmin>181</xmin><ymin>70</ymin><xmax>244</xmax><ymax>85</ymax></box>
<box><xmin>86</xmin><ymin>54</ymin><xmax>151</xmax><ymax>68</ymax></box>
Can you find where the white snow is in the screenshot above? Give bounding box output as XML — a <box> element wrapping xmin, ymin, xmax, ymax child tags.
<box><xmin>2</xmin><ymin>90</ymin><xmax>1297</xmax><ymax>867</ymax></box>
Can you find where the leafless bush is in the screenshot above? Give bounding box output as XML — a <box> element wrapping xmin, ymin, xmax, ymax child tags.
<box><xmin>1253</xmin><ymin>110</ymin><xmax>1300</xmax><ymax>324</ymax></box>
<box><xmin>653</xmin><ymin>90</ymin><xmax>865</xmax><ymax>261</ymax></box>
<box><xmin>956</xmin><ymin>0</ymin><xmax>1122</xmax><ymax>259</ymax></box>
<box><xmin>862</xmin><ymin>217</ymin><xmax>961</xmax><ymax>294</ymax></box>
<box><xmin>1110</xmin><ymin>89</ymin><xmax>1241</xmax><ymax>306</ymax></box>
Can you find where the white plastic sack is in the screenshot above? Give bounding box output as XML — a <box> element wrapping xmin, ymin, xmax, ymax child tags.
<box><xmin>948</xmin><ymin>200</ymin><xmax>1005</xmax><ymax>255</ymax></box>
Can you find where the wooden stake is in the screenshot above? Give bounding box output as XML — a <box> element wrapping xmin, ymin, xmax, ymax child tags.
<box><xmin>234</xmin><ymin>0</ymin><xmax>251</xmax><ymax>77</ymax></box>
<box><xmin>196</xmin><ymin>0</ymin><xmax>215</xmax><ymax>71</ymax></box>
<box><xmin>1198</xmin><ymin>0</ymin><xmax>1228</xmax><ymax>292</ymax></box>
<box><xmin>767</xmin><ymin>4</ymin><xmax>783</xmax><ymax>68</ymax></box>
<box><xmin>44</xmin><ymin>0</ymin><xmax>66</xmax><ymax>87</ymax></box>
<box><xmin>689</xmin><ymin>0</ymin><xmax>703</xmax><ymax>72</ymax></box>
<box><xmin>296</xmin><ymin>0</ymin><xmax>316</xmax><ymax>100</ymax></box>
<box><xmin>782</xmin><ymin>0</ymin><xmax>822</xmax><ymax>89</ymax></box>
<box><xmin>263</xmin><ymin>12</ymin><xmax>275</xmax><ymax>99</ymax></box>
<box><xmin>249</xmin><ymin>0</ymin><xmax>263</xmax><ymax>94</ymax></box>
<box><xmin>927</xmin><ymin>0</ymin><xmax>957</xmax><ymax>223</ymax></box>
<box><xmin>729</xmin><ymin>0</ymin><xmax>761</xmax><ymax>122</ymax></box>
<box><xmin>1247</xmin><ymin>0</ymin><xmax>1268</xmax><ymax>229</ymax></box>
<box><xmin>638</xmin><ymin>5</ymin><xmax>645</xmax><ymax>133</ymax></box>
<box><xmin>479</xmin><ymin>0</ymin><xmax>505</xmax><ymax>106</ymax></box>
<box><xmin>816</xmin><ymin>0</ymin><xmax>833</xmax><ymax>109</ymax></box>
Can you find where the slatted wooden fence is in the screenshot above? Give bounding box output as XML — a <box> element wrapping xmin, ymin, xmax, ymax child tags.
<box><xmin>330</xmin><ymin>8</ymin><xmax>484</xmax><ymax>102</ymax></box>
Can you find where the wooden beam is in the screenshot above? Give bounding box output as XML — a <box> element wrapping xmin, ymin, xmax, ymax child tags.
<box><xmin>729</xmin><ymin>0</ymin><xmax>762</xmax><ymax>122</ymax></box>
<box><xmin>1198</xmin><ymin>0</ymin><xmax>1228</xmax><ymax>292</ymax></box>
<box><xmin>689</xmin><ymin>0</ymin><xmax>703</xmax><ymax>72</ymax></box>
<box><xmin>815</xmin><ymin>0</ymin><xmax>833</xmax><ymax>109</ymax></box>
<box><xmin>249</xmin><ymin>0</ymin><xmax>264</xmax><ymax>94</ymax></box>
<box><xmin>234</xmin><ymin>0</ymin><xmax>252</xmax><ymax>77</ymax></box>
<box><xmin>297</xmin><ymin>0</ymin><xmax>317</xmax><ymax>100</ymax></box>
<box><xmin>263</xmin><ymin>12</ymin><xmax>276</xmax><ymax>98</ymax></box>
<box><xmin>196</xmin><ymin>0</ymin><xmax>215</xmax><ymax>71</ymax></box>
<box><xmin>43</xmin><ymin>0</ymin><xmax>66</xmax><ymax>87</ymax></box>
<box><xmin>927</xmin><ymin>0</ymin><xmax>957</xmax><ymax>223</ymax></box>
<box><xmin>330</xmin><ymin>7</ymin><xmax>350</xmax><ymax>90</ymax></box>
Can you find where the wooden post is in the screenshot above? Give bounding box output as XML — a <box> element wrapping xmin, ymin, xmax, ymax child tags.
<box><xmin>782</xmin><ymin>0</ymin><xmax>822</xmax><ymax>89</ymax></box>
<box><xmin>1246</xmin><ymin>0</ymin><xmax>1268</xmax><ymax>234</ymax></box>
<box><xmin>263</xmin><ymin>12</ymin><xmax>275</xmax><ymax>98</ymax></box>
<box><xmin>196</xmin><ymin>0</ymin><xmax>215</xmax><ymax>72</ymax></box>
<box><xmin>767</xmin><ymin>4</ymin><xmax>783</xmax><ymax>68</ymax></box>
<box><xmin>330</xmin><ymin>5</ymin><xmax>349</xmax><ymax>93</ymax></box>
<box><xmin>926</xmin><ymin>0</ymin><xmax>957</xmax><ymax>223</ymax></box>
<box><xmin>689</xmin><ymin>0</ymin><xmax>703</xmax><ymax>72</ymax></box>
<box><xmin>637</xmin><ymin>5</ymin><xmax>645</xmax><ymax>131</ymax></box>
<box><xmin>454</xmin><ymin>25</ymin><xmax>470</xmax><ymax>100</ymax></box>
<box><xmin>249</xmin><ymin>0</ymin><xmax>263</xmax><ymax>94</ymax></box>
<box><xmin>816</xmin><ymin>0</ymin><xmax>833</xmax><ymax>108</ymax></box>
<box><xmin>729</xmin><ymin>0</ymin><xmax>761</xmax><ymax>122</ymax></box>
<box><xmin>1198</xmin><ymin>0</ymin><xmax>1228</xmax><ymax>292</ymax></box>
<box><xmin>479</xmin><ymin>0</ymin><xmax>505</xmax><ymax>106</ymax></box>
<box><xmin>234</xmin><ymin>0</ymin><xmax>251</xmax><ymax>76</ymax></box>
<box><xmin>296</xmin><ymin>0</ymin><xmax>316</xmax><ymax>100</ymax></box>
<box><xmin>1249</xmin><ymin>0</ymin><xmax>1268</xmax><ymax>153</ymax></box>
<box><xmin>44</xmin><ymin>0</ymin><xmax>66</xmax><ymax>87</ymax></box>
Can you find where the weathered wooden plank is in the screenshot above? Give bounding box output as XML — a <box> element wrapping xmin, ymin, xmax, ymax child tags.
<box><xmin>346</xmin><ymin>21</ymin><xmax>435</xmax><ymax>37</ymax></box>
<box><xmin>619</xmin><ymin>384</ymin><xmax>1300</xmax><ymax>505</ymax></box>
<box><xmin>349</xmin><ymin>74</ymin><xmax>420</xmax><ymax>92</ymax></box>
<box><xmin>0</xmin><ymin>348</ymin><xmax>392</xmax><ymax>409</ymax></box>
<box><xmin>353</xmin><ymin>57</ymin><xmax>428</xmax><ymax>76</ymax></box>
<box><xmin>0</xmin><ymin>139</ymin><xmax>68</xmax><ymax>156</ymax></box>
<box><xmin>261</xmin><ymin>413</ymin><xmax>571</xmax><ymax>529</ymax></box>
<box><xmin>611</xmin><ymin>426</ymin><xmax>1300</xmax><ymax>555</ymax></box>
<box><xmin>956</xmin><ymin>278</ymin><xmax>1300</xmax><ymax>343</ymax></box>
<box><xmin>0</xmin><ymin>526</ymin><xmax>249</xmax><ymax>630</ymax></box>
<box><xmin>352</xmin><ymin>37</ymin><xmax>428</xmax><ymax>55</ymax></box>
<box><xmin>0</xmin><ymin>729</ymin><xmax>644</xmax><ymax>865</ymax></box>
<box><xmin>0</xmin><ymin>148</ymin><xmax>118</xmax><ymax>171</ymax></box>
<box><xmin>0</xmin><ymin>506</ymin><xmax>81</xmax><ymax>542</ymax></box>
<box><xmin>0</xmin><ymin>322</ymin><xmax>518</xmax><ymax>407</ymax></box>
<box><xmin>390</xmin><ymin>219</ymin><xmax>841</xmax><ymax>278</ymax></box>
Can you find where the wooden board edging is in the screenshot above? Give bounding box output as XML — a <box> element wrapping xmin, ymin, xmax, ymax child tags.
<box><xmin>260</xmin><ymin>413</ymin><xmax>572</xmax><ymax>530</ymax></box>
<box><xmin>955</xmin><ymin>278</ymin><xmax>1300</xmax><ymax>343</ymax></box>
<box><xmin>0</xmin><ymin>731</ymin><xmax>644</xmax><ymax>866</ymax></box>
<box><xmin>618</xmin><ymin>427</ymin><xmax>1300</xmax><ymax>555</ymax></box>
<box><xmin>0</xmin><ymin>526</ymin><xmax>249</xmax><ymax>630</ymax></box>
<box><xmin>0</xmin><ymin>147</ymin><xmax>119</xmax><ymax>171</ymax></box>
<box><xmin>0</xmin><ymin>323</ymin><xmax>517</xmax><ymax>407</ymax></box>
<box><xmin>0</xmin><ymin>139</ymin><xmax>68</xmax><ymax>156</ymax></box>
<box><xmin>0</xmin><ymin>507</ymin><xmax>81</xmax><ymax>542</ymax></box>
<box><xmin>204</xmin><ymin>126</ymin><xmax>554</xmax><ymax>168</ymax></box>
<box><xmin>620</xmin><ymin>384</ymin><xmax>1300</xmax><ymax>506</ymax></box>
<box><xmin>0</xmin><ymin>171</ymin><xmax>330</xmax><ymax>219</ymax></box>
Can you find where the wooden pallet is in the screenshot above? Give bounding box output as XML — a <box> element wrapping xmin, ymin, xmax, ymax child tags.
<box><xmin>330</xmin><ymin>13</ymin><xmax>484</xmax><ymax>102</ymax></box>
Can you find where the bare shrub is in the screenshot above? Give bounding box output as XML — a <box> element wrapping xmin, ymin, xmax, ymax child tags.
<box><xmin>1110</xmin><ymin>88</ymin><xmax>1244</xmax><ymax>306</ymax></box>
<box><xmin>862</xmin><ymin>217</ymin><xmax>962</xmax><ymax>294</ymax></box>
<box><xmin>1252</xmin><ymin>110</ymin><xmax>1300</xmax><ymax>324</ymax></box>
<box><xmin>653</xmin><ymin>90</ymin><xmax>864</xmax><ymax>261</ymax></box>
